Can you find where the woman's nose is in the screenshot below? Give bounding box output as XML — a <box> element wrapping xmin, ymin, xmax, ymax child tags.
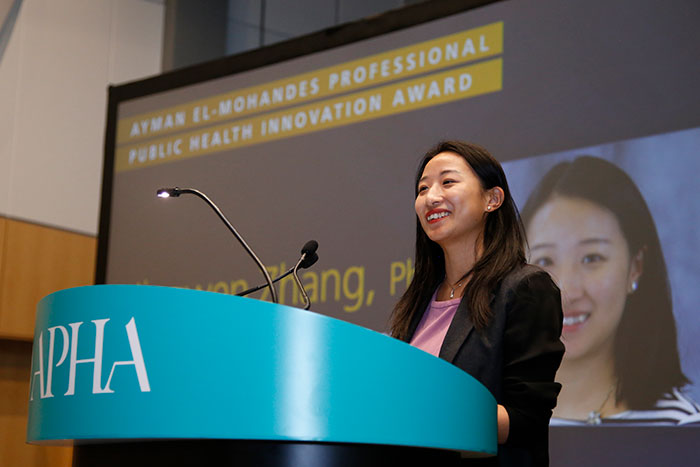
<box><xmin>425</xmin><ymin>185</ymin><xmax>443</xmax><ymax>205</ymax></box>
<box><xmin>558</xmin><ymin>267</ymin><xmax>585</xmax><ymax>305</ymax></box>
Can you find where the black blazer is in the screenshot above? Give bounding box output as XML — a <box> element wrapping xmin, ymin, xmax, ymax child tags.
<box><xmin>403</xmin><ymin>264</ymin><xmax>565</xmax><ymax>467</ymax></box>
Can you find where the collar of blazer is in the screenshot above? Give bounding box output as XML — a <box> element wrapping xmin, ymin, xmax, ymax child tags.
<box><xmin>438</xmin><ymin>291</ymin><xmax>496</xmax><ymax>363</ymax></box>
<box><xmin>437</xmin><ymin>265</ymin><xmax>539</xmax><ymax>363</ymax></box>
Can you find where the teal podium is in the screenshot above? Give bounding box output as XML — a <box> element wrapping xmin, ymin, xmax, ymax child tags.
<box><xmin>27</xmin><ymin>285</ymin><xmax>496</xmax><ymax>466</ymax></box>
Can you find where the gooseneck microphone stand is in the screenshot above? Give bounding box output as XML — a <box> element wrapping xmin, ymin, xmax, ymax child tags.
<box><xmin>292</xmin><ymin>252</ymin><xmax>313</xmax><ymax>310</ymax></box>
<box><xmin>156</xmin><ymin>187</ymin><xmax>278</xmax><ymax>304</ymax></box>
<box><xmin>237</xmin><ymin>241</ymin><xmax>318</xmax><ymax>310</ymax></box>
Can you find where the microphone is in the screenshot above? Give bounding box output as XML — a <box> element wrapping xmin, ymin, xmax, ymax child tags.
<box><xmin>156</xmin><ymin>187</ymin><xmax>278</xmax><ymax>304</ymax></box>
<box><xmin>299</xmin><ymin>240</ymin><xmax>319</xmax><ymax>266</ymax></box>
<box><xmin>236</xmin><ymin>241</ymin><xmax>319</xmax><ymax>301</ymax></box>
<box><xmin>293</xmin><ymin>240</ymin><xmax>318</xmax><ymax>310</ymax></box>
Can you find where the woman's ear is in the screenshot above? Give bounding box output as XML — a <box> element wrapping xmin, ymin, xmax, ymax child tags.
<box><xmin>485</xmin><ymin>187</ymin><xmax>505</xmax><ymax>212</ymax></box>
<box><xmin>628</xmin><ymin>247</ymin><xmax>645</xmax><ymax>294</ymax></box>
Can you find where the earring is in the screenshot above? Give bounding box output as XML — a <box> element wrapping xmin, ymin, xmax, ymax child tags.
<box><xmin>486</xmin><ymin>206</ymin><xmax>491</xmax><ymax>211</ymax></box>
<box><xmin>631</xmin><ymin>280</ymin><xmax>638</xmax><ymax>292</ymax></box>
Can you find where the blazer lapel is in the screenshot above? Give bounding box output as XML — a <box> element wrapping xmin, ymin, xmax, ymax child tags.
<box><xmin>439</xmin><ymin>291</ymin><xmax>497</xmax><ymax>363</ymax></box>
<box><xmin>439</xmin><ymin>297</ymin><xmax>474</xmax><ymax>363</ymax></box>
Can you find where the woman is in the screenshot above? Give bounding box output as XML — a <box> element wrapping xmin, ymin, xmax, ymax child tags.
<box><xmin>521</xmin><ymin>155</ymin><xmax>700</xmax><ymax>425</ymax></box>
<box><xmin>391</xmin><ymin>141</ymin><xmax>565</xmax><ymax>466</ymax></box>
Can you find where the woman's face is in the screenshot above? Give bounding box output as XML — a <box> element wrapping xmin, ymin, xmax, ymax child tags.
<box><xmin>415</xmin><ymin>152</ymin><xmax>490</xmax><ymax>248</ymax></box>
<box><xmin>527</xmin><ymin>196</ymin><xmax>642</xmax><ymax>362</ymax></box>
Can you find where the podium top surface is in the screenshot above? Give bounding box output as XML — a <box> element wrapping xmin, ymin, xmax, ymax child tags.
<box><xmin>27</xmin><ymin>285</ymin><xmax>496</xmax><ymax>456</ymax></box>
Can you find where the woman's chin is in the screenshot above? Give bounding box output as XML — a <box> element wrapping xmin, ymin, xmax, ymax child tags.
<box><xmin>560</xmin><ymin>337</ymin><xmax>589</xmax><ymax>362</ymax></box>
<box><xmin>425</xmin><ymin>228</ymin><xmax>466</xmax><ymax>248</ymax></box>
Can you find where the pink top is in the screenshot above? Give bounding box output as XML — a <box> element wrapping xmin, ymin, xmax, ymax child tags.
<box><xmin>409</xmin><ymin>291</ymin><xmax>461</xmax><ymax>357</ymax></box>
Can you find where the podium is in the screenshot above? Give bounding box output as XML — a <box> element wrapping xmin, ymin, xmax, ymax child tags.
<box><xmin>27</xmin><ymin>285</ymin><xmax>496</xmax><ymax>466</ymax></box>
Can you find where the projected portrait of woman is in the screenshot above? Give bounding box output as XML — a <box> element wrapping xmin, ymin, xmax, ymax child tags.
<box><xmin>521</xmin><ymin>156</ymin><xmax>700</xmax><ymax>425</ymax></box>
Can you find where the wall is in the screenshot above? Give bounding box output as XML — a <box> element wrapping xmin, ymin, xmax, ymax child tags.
<box><xmin>0</xmin><ymin>0</ymin><xmax>163</xmax><ymax>464</ymax></box>
<box><xmin>164</xmin><ymin>0</ymin><xmax>411</xmax><ymax>70</ymax></box>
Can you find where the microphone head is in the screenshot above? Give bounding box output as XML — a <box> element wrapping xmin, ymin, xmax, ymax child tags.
<box><xmin>301</xmin><ymin>240</ymin><xmax>318</xmax><ymax>256</ymax></box>
<box><xmin>156</xmin><ymin>187</ymin><xmax>182</xmax><ymax>198</ymax></box>
<box><xmin>300</xmin><ymin>252</ymin><xmax>318</xmax><ymax>269</ymax></box>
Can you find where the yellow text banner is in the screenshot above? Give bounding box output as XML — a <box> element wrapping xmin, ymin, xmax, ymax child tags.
<box><xmin>116</xmin><ymin>22</ymin><xmax>503</xmax><ymax>145</ymax></box>
<box><xmin>115</xmin><ymin>58</ymin><xmax>503</xmax><ymax>173</ymax></box>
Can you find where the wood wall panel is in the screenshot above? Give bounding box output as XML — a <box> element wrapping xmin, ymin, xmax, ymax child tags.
<box><xmin>0</xmin><ymin>340</ymin><xmax>72</xmax><ymax>466</ymax></box>
<box><xmin>0</xmin><ymin>217</ymin><xmax>5</xmax><ymax>287</ymax></box>
<box><xmin>0</xmin><ymin>218</ymin><xmax>95</xmax><ymax>465</ymax></box>
<box><xmin>0</xmin><ymin>218</ymin><xmax>97</xmax><ymax>340</ymax></box>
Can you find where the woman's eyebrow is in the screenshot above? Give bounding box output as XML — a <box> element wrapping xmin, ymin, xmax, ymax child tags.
<box><xmin>530</xmin><ymin>238</ymin><xmax>612</xmax><ymax>251</ymax></box>
<box><xmin>418</xmin><ymin>169</ymin><xmax>460</xmax><ymax>183</ymax></box>
<box><xmin>579</xmin><ymin>238</ymin><xmax>611</xmax><ymax>245</ymax></box>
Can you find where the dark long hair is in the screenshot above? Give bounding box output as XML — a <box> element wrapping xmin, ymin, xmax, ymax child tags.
<box><xmin>391</xmin><ymin>141</ymin><xmax>526</xmax><ymax>340</ymax></box>
<box><xmin>520</xmin><ymin>156</ymin><xmax>687</xmax><ymax>409</ymax></box>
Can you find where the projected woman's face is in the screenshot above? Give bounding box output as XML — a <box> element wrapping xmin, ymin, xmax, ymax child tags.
<box><xmin>526</xmin><ymin>197</ymin><xmax>641</xmax><ymax>362</ymax></box>
<box><xmin>415</xmin><ymin>152</ymin><xmax>489</xmax><ymax>248</ymax></box>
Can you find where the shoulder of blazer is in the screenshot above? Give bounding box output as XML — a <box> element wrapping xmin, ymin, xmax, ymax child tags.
<box><xmin>500</xmin><ymin>263</ymin><xmax>544</xmax><ymax>289</ymax></box>
<box><xmin>495</xmin><ymin>264</ymin><xmax>553</xmax><ymax>302</ymax></box>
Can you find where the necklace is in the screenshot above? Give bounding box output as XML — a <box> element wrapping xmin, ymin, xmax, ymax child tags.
<box><xmin>586</xmin><ymin>384</ymin><xmax>616</xmax><ymax>425</ymax></box>
<box><xmin>449</xmin><ymin>279</ymin><xmax>464</xmax><ymax>299</ymax></box>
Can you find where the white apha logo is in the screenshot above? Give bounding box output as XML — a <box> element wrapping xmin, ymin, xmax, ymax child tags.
<box><xmin>30</xmin><ymin>317</ymin><xmax>150</xmax><ymax>400</ymax></box>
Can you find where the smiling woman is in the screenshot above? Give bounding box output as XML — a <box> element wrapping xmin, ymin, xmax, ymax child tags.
<box><xmin>521</xmin><ymin>156</ymin><xmax>700</xmax><ymax>426</ymax></box>
<box><xmin>391</xmin><ymin>141</ymin><xmax>565</xmax><ymax>466</ymax></box>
